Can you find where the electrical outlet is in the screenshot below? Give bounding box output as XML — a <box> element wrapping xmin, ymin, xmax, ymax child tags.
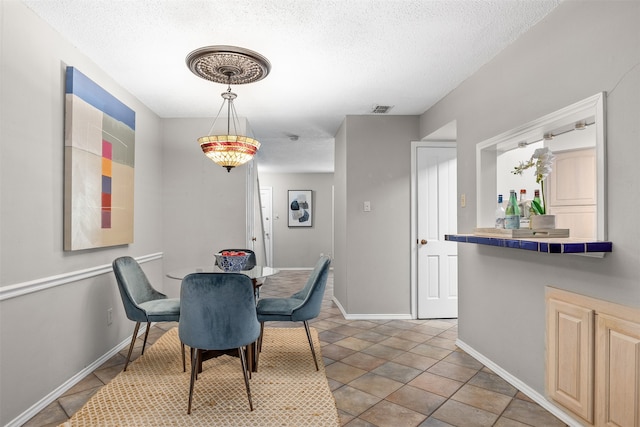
<box><xmin>363</xmin><ymin>201</ymin><xmax>371</xmax><ymax>212</ymax></box>
<box><xmin>107</xmin><ymin>308</ymin><xmax>113</xmax><ymax>325</ymax></box>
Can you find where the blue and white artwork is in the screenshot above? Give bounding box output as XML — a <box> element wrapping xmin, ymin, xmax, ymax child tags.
<box><xmin>288</xmin><ymin>190</ymin><xmax>312</xmax><ymax>227</ymax></box>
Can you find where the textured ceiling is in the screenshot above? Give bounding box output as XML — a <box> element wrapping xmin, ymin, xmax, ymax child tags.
<box><xmin>22</xmin><ymin>0</ymin><xmax>561</xmax><ymax>173</ymax></box>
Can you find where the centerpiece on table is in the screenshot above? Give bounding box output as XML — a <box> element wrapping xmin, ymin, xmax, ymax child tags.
<box><xmin>512</xmin><ymin>147</ymin><xmax>557</xmax><ymax>229</ymax></box>
<box><xmin>215</xmin><ymin>250</ymin><xmax>250</xmax><ymax>271</ymax></box>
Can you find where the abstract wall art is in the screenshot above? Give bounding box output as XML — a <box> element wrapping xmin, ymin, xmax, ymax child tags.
<box><xmin>288</xmin><ymin>190</ymin><xmax>312</xmax><ymax>227</ymax></box>
<box><xmin>64</xmin><ymin>67</ymin><xmax>135</xmax><ymax>251</ymax></box>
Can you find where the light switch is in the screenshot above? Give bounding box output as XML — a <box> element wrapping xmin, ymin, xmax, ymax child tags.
<box><xmin>460</xmin><ymin>194</ymin><xmax>466</xmax><ymax>208</ymax></box>
<box><xmin>363</xmin><ymin>201</ymin><xmax>371</xmax><ymax>212</ymax></box>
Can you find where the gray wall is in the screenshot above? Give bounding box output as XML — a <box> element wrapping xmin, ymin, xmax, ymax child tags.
<box><xmin>1</xmin><ymin>1</ymin><xmax>165</xmax><ymax>424</ymax></box>
<box><xmin>419</xmin><ymin>0</ymin><xmax>639</xmax><ymax>397</ymax></box>
<box><xmin>159</xmin><ymin>118</ymin><xmax>251</xmax><ymax>296</ymax></box>
<box><xmin>258</xmin><ymin>173</ymin><xmax>333</xmax><ymax>268</ymax></box>
<box><xmin>0</xmin><ymin>2</ymin><xmax>249</xmax><ymax>425</ymax></box>
<box><xmin>334</xmin><ymin>115</ymin><xmax>421</xmax><ymax>317</ymax></box>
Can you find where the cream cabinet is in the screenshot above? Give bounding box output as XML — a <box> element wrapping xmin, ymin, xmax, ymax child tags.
<box><xmin>596</xmin><ymin>313</ymin><xmax>640</xmax><ymax>427</ymax></box>
<box><xmin>546</xmin><ymin>288</ymin><xmax>640</xmax><ymax>427</ymax></box>
<box><xmin>547</xmin><ymin>148</ymin><xmax>597</xmax><ymax>239</ymax></box>
<box><xmin>547</xmin><ymin>297</ymin><xmax>595</xmax><ymax>423</ymax></box>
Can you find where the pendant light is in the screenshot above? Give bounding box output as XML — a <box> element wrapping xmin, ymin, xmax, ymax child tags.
<box><xmin>186</xmin><ymin>46</ymin><xmax>271</xmax><ymax>172</ymax></box>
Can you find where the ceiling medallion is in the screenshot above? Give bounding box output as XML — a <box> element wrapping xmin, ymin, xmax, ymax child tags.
<box><xmin>185</xmin><ymin>45</ymin><xmax>271</xmax><ymax>85</ymax></box>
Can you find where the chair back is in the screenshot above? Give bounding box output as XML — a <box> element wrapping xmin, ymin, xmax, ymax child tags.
<box><xmin>179</xmin><ymin>273</ymin><xmax>261</xmax><ymax>350</ymax></box>
<box><xmin>113</xmin><ymin>256</ymin><xmax>166</xmax><ymax>322</ymax></box>
<box><xmin>290</xmin><ymin>256</ymin><xmax>331</xmax><ymax>321</ymax></box>
<box><xmin>216</xmin><ymin>249</ymin><xmax>257</xmax><ymax>270</ymax></box>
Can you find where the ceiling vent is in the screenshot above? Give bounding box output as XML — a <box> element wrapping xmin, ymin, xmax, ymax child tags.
<box><xmin>371</xmin><ymin>105</ymin><xmax>394</xmax><ymax>114</ymax></box>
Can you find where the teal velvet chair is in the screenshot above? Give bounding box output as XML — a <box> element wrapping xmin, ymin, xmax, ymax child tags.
<box><xmin>255</xmin><ymin>256</ymin><xmax>331</xmax><ymax>371</ymax></box>
<box><xmin>112</xmin><ymin>256</ymin><xmax>183</xmax><ymax>372</ymax></box>
<box><xmin>179</xmin><ymin>273</ymin><xmax>261</xmax><ymax>414</ymax></box>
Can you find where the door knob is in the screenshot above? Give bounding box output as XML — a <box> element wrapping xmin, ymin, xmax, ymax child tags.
<box><xmin>420</xmin><ymin>239</ymin><xmax>428</xmax><ymax>245</ymax></box>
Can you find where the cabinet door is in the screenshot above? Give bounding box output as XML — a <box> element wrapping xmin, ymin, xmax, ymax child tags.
<box><xmin>547</xmin><ymin>298</ymin><xmax>595</xmax><ymax>423</ymax></box>
<box><xmin>547</xmin><ymin>147</ymin><xmax>597</xmax><ymax>239</ymax></box>
<box><xmin>596</xmin><ymin>313</ymin><xmax>640</xmax><ymax>427</ymax></box>
<box><xmin>548</xmin><ymin>148</ymin><xmax>597</xmax><ymax>206</ymax></box>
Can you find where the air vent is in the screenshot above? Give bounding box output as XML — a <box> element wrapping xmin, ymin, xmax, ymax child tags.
<box><xmin>371</xmin><ymin>105</ymin><xmax>394</xmax><ymax>114</ymax></box>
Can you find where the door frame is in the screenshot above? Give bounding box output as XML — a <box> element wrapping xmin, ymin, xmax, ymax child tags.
<box><xmin>410</xmin><ymin>140</ymin><xmax>457</xmax><ymax>319</ymax></box>
<box><xmin>260</xmin><ymin>186</ymin><xmax>273</xmax><ymax>266</ymax></box>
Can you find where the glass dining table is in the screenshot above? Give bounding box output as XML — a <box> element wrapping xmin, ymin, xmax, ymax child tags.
<box><xmin>166</xmin><ymin>265</ymin><xmax>279</xmax><ymax>283</ymax></box>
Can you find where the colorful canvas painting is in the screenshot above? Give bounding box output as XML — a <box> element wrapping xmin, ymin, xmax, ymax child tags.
<box><xmin>64</xmin><ymin>67</ymin><xmax>135</xmax><ymax>251</ymax></box>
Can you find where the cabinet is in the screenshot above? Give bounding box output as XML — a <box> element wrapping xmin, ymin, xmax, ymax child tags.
<box><xmin>596</xmin><ymin>314</ymin><xmax>640</xmax><ymax>427</ymax></box>
<box><xmin>547</xmin><ymin>298</ymin><xmax>595</xmax><ymax>423</ymax></box>
<box><xmin>547</xmin><ymin>148</ymin><xmax>597</xmax><ymax>239</ymax></box>
<box><xmin>546</xmin><ymin>288</ymin><xmax>640</xmax><ymax>427</ymax></box>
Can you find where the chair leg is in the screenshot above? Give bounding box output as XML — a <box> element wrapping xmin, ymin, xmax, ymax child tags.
<box><xmin>141</xmin><ymin>321</ymin><xmax>151</xmax><ymax>355</ymax></box>
<box><xmin>303</xmin><ymin>321</ymin><xmax>319</xmax><ymax>371</ymax></box>
<box><xmin>181</xmin><ymin>342</ymin><xmax>186</xmax><ymax>372</ymax></box>
<box><xmin>258</xmin><ymin>322</ymin><xmax>264</xmax><ymax>352</ymax></box>
<box><xmin>245</xmin><ymin>344</ymin><xmax>253</xmax><ymax>378</ymax></box>
<box><xmin>190</xmin><ymin>347</ymin><xmax>199</xmax><ymax>379</ymax></box>
<box><xmin>254</xmin><ymin>322</ymin><xmax>264</xmax><ymax>372</ymax></box>
<box><xmin>123</xmin><ymin>322</ymin><xmax>141</xmax><ymax>372</ymax></box>
<box><xmin>238</xmin><ymin>346</ymin><xmax>254</xmax><ymax>411</ymax></box>
<box><xmin>187</xmin><ymin>349</ymin><xmax>200</xmax><ymax>414</ymax></box>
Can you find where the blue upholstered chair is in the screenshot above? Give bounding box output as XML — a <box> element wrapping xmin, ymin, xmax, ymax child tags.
<box><xmin>179</xmin><ymin>273</ymin><xmax>261</xmax><ymax>414</ymax></box>
<box><xmin>255</xmin><ymin>256</ymin><xmax>331</xmax><ymax>371</ymax></box>
<box><xmin>112</xmin><ymin>256</ymin><xmax>183</xmax><ymax>372</ymax></box>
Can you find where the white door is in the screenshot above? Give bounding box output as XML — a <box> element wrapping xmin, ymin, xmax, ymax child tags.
<box><xmin>260</xmin><ymin>187</ymin><xmax>273</xmax><ymax>266</ymax></box>
<box><xmin>416</xmin><ymin>145</ymin><xmax>458</xmax><ymax>319</ymax></box>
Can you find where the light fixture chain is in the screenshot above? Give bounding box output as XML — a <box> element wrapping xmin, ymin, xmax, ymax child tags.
<box><xmin>230</xmin><ymin>100</ymin><xmax>241</xmax><ymax>135</ymax></box>
<box><xmin>207</xmin><ymin>97</ymin><xmax>228</xmax><ymax>135</ymax></box>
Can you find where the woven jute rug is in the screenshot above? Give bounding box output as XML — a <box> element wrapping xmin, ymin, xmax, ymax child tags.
<box><xmin>60</xmin><ymin>327</ymin><xmax>339</xmax><ymax>426</ymax></box>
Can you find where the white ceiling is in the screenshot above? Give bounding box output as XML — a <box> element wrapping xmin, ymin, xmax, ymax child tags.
<box><xmin>22</xmin><ymin>0</ymin><xmax>561</xmax><ymax>173</ymax></box>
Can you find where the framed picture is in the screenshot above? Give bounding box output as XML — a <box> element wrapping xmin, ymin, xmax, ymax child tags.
<box><xmin>64</xmin><ymin>67</ymin><xmax>136</xmax><ymax>250</ymax></box>
<box><xmin>288</xmin><ymin>190</ymin><xmax>312</xmax><ymax>227</ymax></box>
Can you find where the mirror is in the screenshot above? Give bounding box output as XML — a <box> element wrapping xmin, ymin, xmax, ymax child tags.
<box><xmin>476</xmin><ymin>93</ymin><xmax>606</xmax><ymax>240</ymax></box>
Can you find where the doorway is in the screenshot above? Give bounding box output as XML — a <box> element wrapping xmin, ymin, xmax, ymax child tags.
<box><xmin>260</xmin><ymin>187</ymin><xmax>273</xmax><ymax>266</ymax></box>
<box><xmin>411</xmin><ymin>130</ymin><xmax>459</xmax><ymax>319</ymax></box>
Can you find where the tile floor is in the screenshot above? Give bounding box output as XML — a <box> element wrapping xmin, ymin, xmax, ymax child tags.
<box><xmin>24</xmin><ymin>269</ymin><xmax>567</xmax><ymax>427</ymax></box>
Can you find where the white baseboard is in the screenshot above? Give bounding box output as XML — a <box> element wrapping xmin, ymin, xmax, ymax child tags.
<box><xmin>332</xmin><ymin>296</ymin><xmax>413</xmax><ymax>320</ymax></box>
<box><xmin>455</xmin><ymin>339</ymin><xmax>585</xmax><ymax>427</ymax></box>
<box><xmin>6</xmin><ymin>325</ymin><xmax>149</xmax><ymax>427</ymax></box>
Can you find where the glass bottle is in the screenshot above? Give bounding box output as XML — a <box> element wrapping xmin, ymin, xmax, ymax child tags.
<box><xmin>532</xmin><ymin>189</ymin><xmax>542</xmax><ymax>215</ymax></box>
<box><xmin>518</xmin><ymin>189</ymin><xmax>527</xmax><ymax>218</ymax></box>
<box><xmin>504</xmin><ymin>190</ymin><xmax>520</xmax><ymax>229</ymax></box>
<box><xmin>494</xmin><ymin>194</ymin><xmax>505</xmax><ymax>229</ymax></box>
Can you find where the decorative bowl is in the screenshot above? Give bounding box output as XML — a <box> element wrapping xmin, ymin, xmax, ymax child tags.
<box><xmin>215</xmin><ymin>251</ymin><xmax>250</xmax><ymax>272</ymax></box>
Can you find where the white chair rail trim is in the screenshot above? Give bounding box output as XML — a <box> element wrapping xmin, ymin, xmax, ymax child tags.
<box><xmin>0</xmin><ymin>252</ymin><xmax>163</xmax><ymax>301</ymax></box>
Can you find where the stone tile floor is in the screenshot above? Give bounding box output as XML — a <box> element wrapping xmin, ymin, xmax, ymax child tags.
<box><xmin>24</xmin><ymin>269</ymin><xmax>567</xmax><ymax>427</ymax></box>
